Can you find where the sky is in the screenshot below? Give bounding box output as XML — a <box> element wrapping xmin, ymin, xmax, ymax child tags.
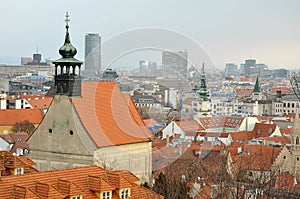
<box><xmin>0</xmin><ymin>0</ymin><xmax>299</xmax><ymax>70</ymax></box>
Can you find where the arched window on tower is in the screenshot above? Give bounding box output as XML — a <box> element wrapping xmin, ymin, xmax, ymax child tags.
<box><xmin>296</xmin><ymin>136</ymin><xmax>299</xmax><ymax>145</ymax></box>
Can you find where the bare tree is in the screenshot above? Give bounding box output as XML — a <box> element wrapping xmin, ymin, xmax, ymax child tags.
<box><xmin>11</xmin><ymin>120</ymin><xmax>35</xmax><ymax>134</ymax></box>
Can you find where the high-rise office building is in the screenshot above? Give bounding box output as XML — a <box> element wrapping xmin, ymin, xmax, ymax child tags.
<box><xmin>162</xmin><ymin>50</ymin><xmax>188</xmax><ymax>77</ymax></box>
<box><xmin>84</xmin><ymin>33</ymin><xmax>101</xmax><ymax>76</ymax></box>
<box><xmin>225</xmin><ymin>63</ymin><xmax>238</xmax><ymax>77</ymax></box>
<box><xmin>244</xmin><ymin>59</ymin><xmax>256</xmax><ymax>76</ymax></box>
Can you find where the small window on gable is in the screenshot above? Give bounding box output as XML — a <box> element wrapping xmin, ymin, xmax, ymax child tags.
<box><xmin>17</xmin><ymin>138</ymin><xmax>22</xmax><ymax>142</ymax></box>
<box><xmin>296</xmin><ymin>136</ymin><xmax>299</xmax><ymax>145</ymax></box>
<box><xmin>71</xmin><ymin>196</ymin><xmax>82</xmax><ymax>199</ymax></box>
<box><xmin>16</xmin><ymin>168</ymin><xmax>23</xmax><ymax>175</ymax></box>
<box><xmin>102</xmin><ymin>191</ymin><xmax>111</xmax><ymax>199</ymax></box>
<box><xmin>121</xmin><ymin>188</ymin><xmax>130</xmax><ymax>199</ymax></box>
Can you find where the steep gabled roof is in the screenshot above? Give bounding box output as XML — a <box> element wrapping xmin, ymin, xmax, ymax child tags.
<box><xmin>71</xmin><ymin>82</ymin><xmax>152</xmax><ymax>147</ymax></box>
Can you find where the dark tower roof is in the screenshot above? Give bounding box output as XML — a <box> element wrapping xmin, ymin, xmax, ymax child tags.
<box><xmin>52</xmin><ymin>12</ymin><xmax>83</xmax><ymax>65</ymax></box>
<box><xmin>253</xmin><ymin>76</ymin><xmax>260</xmax><ymax>93</ymax></box>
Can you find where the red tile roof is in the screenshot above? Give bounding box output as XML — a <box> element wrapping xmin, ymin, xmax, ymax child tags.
<box><xmin>0</xmin><ymin>132</ymin><xmax>30</xmax><ymax>153</ymax></box>
<box><xmin>0</xmin><ymin>165</ymin><xmax>163</xmax><ymax>199</ymax></box>
<box><xmin>256</xmin><ymin>136</ymin><xmax>290</xmax><ymax>144</ymax></box>
<box><xmin>199</xmin><ymin>116</ymin><xmax>243</xmax><ymax>129</ymax></box>
<box><xmin>71</xmin><ymin>82</ymin><xmax>153</xmax><ymax>147</ymax></box>
<box><xmin>275</xmin><ymin>173</ymin><xmax>296</xmax><ymax>190</ymax></box>
<box><xmin>0</xmin><ymin>150</ymin><xmax>38</xmax><ymax>176</ymax></box>
<box><xmin>176</xmin><ymin>120</ymin><xmax>205</xmax><ymax>131</ymax></box>
<box><xmin>271</xmin><ymin>88</ymin><xmax>292</xmax><ymax>94</ymax></box>
<box><xmin>230</xmin><ymin>131</ymin><xmax>253</xmax><ymax>143</ymax></box>
<box><xmin>232</xmin><ymin>145</ymin><xmax>282</xmax><ymax>171</ymax></box>
<box><xmin>231</xmin><ymin>123</ymin><xmax>277</xmax><ymax>143</ymax></box>
<box><xmin>0</xmin><ymin>108</ymin><xmax>43</xmax><ymax>126</ymax></box>
<box><xmin>236</xmin><ymin>88</ymin><xmax>253</xmax><ymax>96</ymax></box>
<box><xmin>27</xmin><ymin>96</ymin><xmax>53</xmax><ymax>109</ymax></box>
<box><xmin>280</xmin><ymin>128</ymin><xmax>292</xmax><ymax>135</ymax></box>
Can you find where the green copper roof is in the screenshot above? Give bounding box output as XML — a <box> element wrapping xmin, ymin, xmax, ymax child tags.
<box><xmin>253</xmin><ymin>76</ymin><xmax>260</xmax><ymax>93</ymax></box>
<box><xmin>53</xmin><ymin>12</ymin><xmax>82</xmax><ymax>64</ymax></box>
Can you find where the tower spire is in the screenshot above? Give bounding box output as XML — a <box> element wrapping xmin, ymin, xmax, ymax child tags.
<box><xmin>253</xmin><ymin>75</ymin><xmax>260</xmax><ymax>93</ymax></box>
<box><xmin>197</xmin><ymin>62</ymin><xmax>209</xmax><ymax>101</ymax></box>
<box><xmin>52</xmin><ymin>12</ymin><xmax>83</xmax><ymax>97</ymax></box>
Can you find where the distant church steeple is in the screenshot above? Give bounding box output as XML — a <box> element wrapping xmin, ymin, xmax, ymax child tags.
<box><xmin>52</xmin><ymin>12</ymin><xmax>83</xmax><ymax>97</ymax></box>
<box><xmin>197</xmin><ymin>63</ymin><xmax>209</xmax><ymax>102</ymax></box>
<box><xmin>252</xmin><ymin>76</ymin><xmax>262</xmax><ymax>100</ymax></box>
<box><xmin>195</xmin><ymin>63</ymin><xmax>211</xmax><ymax>117</ymax></box>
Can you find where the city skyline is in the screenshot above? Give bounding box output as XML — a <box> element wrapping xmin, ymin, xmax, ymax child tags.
<box><xmin>0</xmin><ymin>0</ymin><xmax>299</xmax><ymax>69</ymax></box>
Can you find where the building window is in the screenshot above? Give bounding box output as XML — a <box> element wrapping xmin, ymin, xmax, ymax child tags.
<box><xmin>297</xmin><ymin>136</ymin><xmax>299</xmax><ymax>145</ymax></box>
<box><xmin>121</xmin><ymin>188</ymin><xmax>129</xmax><ymax>199</ymax></box>
<box><xmin>71</xmin><ymin>196</ymin><xmax>81</xmax><ymax>199</ymax></box>
<box><xmin>249</xmin><ymin>171</ymin><xmax>253</xmax><ymax>177</ymax></box>
<box><xmin>16</xmin><ymin>168</ymin><xmax>23</xmax><ymax>175</ymax></box>
<box><xmin>284</xmin><ymin>156</ymin><xmax>286</xmax><ymax>159</ymax></box>
<box><xmin>102</xmin><ymin>191</ymin><xmax>111</xmax><ymax>199</ymax></box>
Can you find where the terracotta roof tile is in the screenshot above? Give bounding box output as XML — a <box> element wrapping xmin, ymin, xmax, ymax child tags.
<box><xmin>199</xmin><ymin>116</ymin><xmax>243</xmax><ymax>129</ymax></box>
<box><xmin>27</xmin><ymin>96</ymin><xmax>53</xmax><ymax>109</ymax></box>
<box><xmin>280</xmin><ymin>128</ymin><xmax>292</xmax><ymax>135</ymax></box>
<box><xmin>275</xmin><ymin>173</ymin><xmax>295</xmax><ymax>190</ymax></box>
<box><xmin>0</xmin><ymin>165</ymin><xmax>163</xmax><ymax>199</ymax></box>
<box><xmin>232</xmin><ymin>145</ymin><xmax>282</xmax><ymax>171</ymax></box>
<box><xmin>0</xmin><ymin>108</ymin><xmax>43</xmax><ymax>126</ymax></box>
<box><xmin>271</xmin><ymin>88</ymin><xmax>292</xmax><ymax>93</ymax></box>
<box><xmin>87</xmin><ymin>175</ymin><xmax>115</xmax><ymax>192</ymax></box>
<box><xmin>71</xmin><ymin>82</ymin><xmax>153</xmax><ymax>147</ymax></box>
<box><xmin>256</xmin><ymin>136</ymin><xmax>290</xmax><ymax>144</ymax></box>
<box><xmin>176</xmin><ymin>120</ymin><xmax>204</xmax><ymax>131</ymax></box>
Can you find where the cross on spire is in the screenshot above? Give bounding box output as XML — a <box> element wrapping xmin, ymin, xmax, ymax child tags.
<box><xmin>65</xmin><ymin>12</ymin><xmax>70</xmax><ymax>28</ymax></box>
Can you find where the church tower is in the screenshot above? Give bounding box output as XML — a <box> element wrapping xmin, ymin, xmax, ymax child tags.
<box><xmin>52</xmin><ymin>12</ymin><xmax>83</xmax><ymax>97</ymax></box>
<box><xmin>291</xmin><ymin>103</ymin><xmax>300</xmax><ymax>177</ymax></box>
<box><xmin>195</xmin><ymin>63</ymin><xmax>211</xmax><ymax>117</ymax></box>
<box><xmin>251</xmin><ymin>76</ymin><xmax>262</xmax><ymax>100</ymax></box>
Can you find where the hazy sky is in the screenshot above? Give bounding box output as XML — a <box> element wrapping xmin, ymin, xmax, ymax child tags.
<box><xmin>0</xmin><ymin>0</ymin><xmax>299</xmax><ymax>69</ymax></box>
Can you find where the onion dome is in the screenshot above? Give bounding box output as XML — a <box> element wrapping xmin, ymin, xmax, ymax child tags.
<box><xmin>58</xmin><ymin>12</ymin><xmax>77</xmax><ymax>58</ymax></box>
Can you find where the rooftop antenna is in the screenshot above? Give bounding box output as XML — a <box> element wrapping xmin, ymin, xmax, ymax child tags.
<box><xmin>36</xmin><ymin>46</ymin><xmax>39</xmax><ymax>54</ymax></box>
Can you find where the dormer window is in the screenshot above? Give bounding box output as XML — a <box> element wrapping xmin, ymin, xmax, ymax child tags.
<box><xmin>120</xmin><ymin>188</ymin><xmax>130</xmax><ymax>199</ymax></box>
<box><xmin>71</xmin><ymin>196</ymin><xmax>82</xmax><ymax>199</ymax></box>
<box><xmin>15</xmin><ymin>168</ymin><xmax>23</xmax><ymax>175</ymax></box>
<box><xmin>102</xmin><ymin>191</ymin><xmax>111</xmax><ymax>199</ymax></box>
